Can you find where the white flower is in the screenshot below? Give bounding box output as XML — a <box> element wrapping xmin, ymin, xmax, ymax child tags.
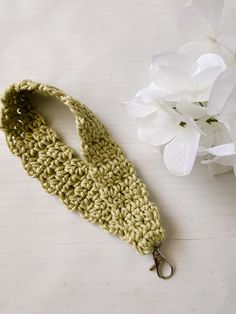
<box><xmin>122</xmin><ymin>53</ymin><xmax>226</xmax><ymax>176</ymax></box>
<box><xmin>122</xmin><ymin>0</ymin><xmax>236</xmax><ymax>177</ymax></box>
<box><xmin>141</xmin><ymin>52</ymin><xmax>225</xmax><ymax>103</ymax></box>
<box><xmin>178</xmin><ymin>0</ymin><xmax>236</xmax><ymax>64</ymax></box>
<box><xmin>137</xmin><ymin>102</ymin><xmax>204</xmax><ymax>176</ymax></box>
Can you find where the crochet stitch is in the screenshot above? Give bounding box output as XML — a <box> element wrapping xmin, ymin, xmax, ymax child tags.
<box><xmin>0</xmin><ymin>80</ymin><xmax>166</xmax><ymax>256</ymax></box>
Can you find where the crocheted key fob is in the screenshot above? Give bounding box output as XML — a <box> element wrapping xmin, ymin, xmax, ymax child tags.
<box><xmin>0</xmin><ymin>80</ymin><xmax>173</xmax><ymax>278</ymax></box>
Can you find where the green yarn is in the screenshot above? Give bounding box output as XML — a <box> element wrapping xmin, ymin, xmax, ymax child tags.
<box><xmin>0</xmin><ymin>80</ymin><xmax>166</xmax><ymax>255</ymax></box>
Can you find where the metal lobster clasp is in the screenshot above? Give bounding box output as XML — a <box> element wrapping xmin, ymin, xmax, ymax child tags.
<box><xmin>149</xmin><ymin>244</ymin><xmax>174</xmax><ymax>279</ymax></box>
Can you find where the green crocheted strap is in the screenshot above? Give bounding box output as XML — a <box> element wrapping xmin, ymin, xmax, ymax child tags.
<box><xmin>0</xmin><ymin>80</ymin><xmax>165</xmax><ymax>255</ymax></box>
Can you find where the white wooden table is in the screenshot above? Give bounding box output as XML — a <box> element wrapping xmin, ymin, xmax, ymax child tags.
<box><xmin>0</xmin><ymin>1</ymin><xmax>236</xmax><ymax>313</ymax></box>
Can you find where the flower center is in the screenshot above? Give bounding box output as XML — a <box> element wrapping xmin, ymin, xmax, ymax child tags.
<box><xmin>208</xmin><ymin>36</ymin><xmax>217</xmax><ymax>44</ymax></box>
<box><xmin>179</xmin><ymin>121</ymin><xmax>187</xmax><ymax>127</ymax></box>
<box><xmin>206</xmin><ymin>117</ymin><xmax>218</xmax><ymax>124</ymax></box>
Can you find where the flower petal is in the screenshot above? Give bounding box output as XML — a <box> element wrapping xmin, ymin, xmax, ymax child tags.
<box><xmin>218</xmin><ymin>87</ymin><xmax>236</xmax><ymax>121</ymax></box>
<box><xmin>204</xmin><ymin>143</ymin><xmax>236</xmax><ymax>156</ymax></box>
<box><xmin>137</xmin><ymin>108</ymin><xmax>179</xmax><ymax>145</ymax></box>
<box><xmin>178</xmin><ymin>41</ymin><xmax>212</xmax><ymax>59</ymax></box>
<box><xmin>195</xmin><ymin>87</ymin><xmax>213</xmax><ymax>102</ymax></box>
<box><xmin>197</xmin><ymin>120</ymin><xmax>215</xmax><ymax>149</ymax></box>
<box><xmin>196</xmin><ymin>53</ymin><xmax>225</xmax><ymax>73</ymax></box>
<box><xmin>163</xmin><ymin>91</ymin><xmax>194</xmax><ymax>102</ymax></box>
<box><xmin>207</xmin><ymin>68</ymin><xmax>236</xmax><ymax>115</ymax></box>
<box><xmin>150</xmin><ymin>66</ymin><xmax>193</xmax><ymax>94</ymax></box>
<box><xmin>178</xmin><ymin>4</ymin><xmax>214</xmax><ymax>41</ymax></box>
<box><xmin>151</xmin><ymin>53</ymin><xmax>198</xmax><ymax>76</ymax></box>
<box><xmin>194</xmin><ymin>54</ymin><xmax>226</xmax><ymax>99</ymax></box>
<box><xmin>213</xmin><ymin>121</ymin><xmax>232</xmax><ymax>145</ymax></box>
<box><xmin>176</xmin><ymin>100</ymin><xmax>207</xmax><ymax>118</ymax></box>
<box><xmin>122</xmin><ymin>98</ymin><xmax>158</xmax><ymax>118</ymax></box>
<box><xmin>194</xmin><ymin>66</ymin><xmax>225</xmax><ymax>102</ymax></box>
<box><xmin>135</xmin><ymin>82</ymin><xmax>167</xmax><ymax>102</ymax></box>
<box><xmin>194</xmin><ymin>67</ymin><xmax>225</xmax><ymax>91</ymax></box>
<box><xmin>198</xmin><ymin>119</ymin><xmax>232</xmax><ymax>152</ymax></box>
<box><xmin>163</xmin><ymin>124</ymin><xmax>201</xmax><ymax>175</ymax></box>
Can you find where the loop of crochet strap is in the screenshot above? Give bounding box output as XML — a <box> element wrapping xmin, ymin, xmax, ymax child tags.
<box><xmin>0</xmin><ymin>79</ymin><xmax>166</xmax><ymax>255</ymax></box>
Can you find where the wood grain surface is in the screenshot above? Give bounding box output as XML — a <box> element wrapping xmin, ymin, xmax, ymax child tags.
<box><xmin>0</xmin><ymin>1</ymin><xmax>236</xmax><ymax>313</ymax></box>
